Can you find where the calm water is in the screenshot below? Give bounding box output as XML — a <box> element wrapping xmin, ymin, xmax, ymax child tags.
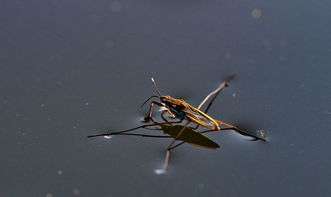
<box><xmin>1</xmin><ymin>0</ymin><xmax>331</xmax><ymax>196</ymax></box>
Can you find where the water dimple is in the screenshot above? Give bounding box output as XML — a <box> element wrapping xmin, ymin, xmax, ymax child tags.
<box><xmin>154</xmin><ymin>169</ymin><xmax>166</xmax><ymax>175</ymax></box>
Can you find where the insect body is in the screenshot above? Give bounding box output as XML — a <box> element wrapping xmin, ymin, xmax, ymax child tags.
<box><xmin>144</xmin><ymin>78</ymin><xmax>235</xmax><ymax>133</ymax></box>
<box><xmin>160</xmin><ymin>96</ymin><xmax>220</xmax><ymax>130</ymax></box>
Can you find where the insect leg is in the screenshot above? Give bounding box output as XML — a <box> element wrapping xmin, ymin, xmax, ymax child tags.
<box><xmin>193</xmin><ymin>81</ymin><xmax>229</xmax><ymax>131</ymax></box>
<box><xmin>143</xmin><ymin>101</ymin><xmax>164</xmax><ymax>123</ymax></box>
<box><xmin>87</xmin><ymin>120</ymin><xmax>182</xmax><ymax>138</ymax></box>
<box><xmin>157</xmin><ymin>121</ymin><xmax>190</xmax><ymax>173</ymax></box>
<box><xmin>160</xmin><ymin>110</ymin><xmax>176</xmax><ymax>125</ymax></box>
<box><xmin>197</xmin><ymin>81</ymin><xmax>228</xmax><ymax>109</ymax></box>
<box><xmin>110</xmin><ymin>133</ymin><xmax>172</xmax><ymax>138</ymax></box>
<box><xmin>216</xmin><ymin>120</ymin><xmax>238</xmax><ymax>129</ymax></box>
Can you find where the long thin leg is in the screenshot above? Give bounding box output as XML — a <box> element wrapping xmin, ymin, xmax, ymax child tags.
<box><xmin>193</xmin><ymin>81</ymin><xmax>228</xmax><ymax>131</ymax></box>
<box><xmin>110</xmin><ymin>133</ymin><xmax>172</xmax><ymax>138</ymax></box>
<box><xmin>159</xmin><ymin>120</ymin><xmax>191</xmax><ymax>173</ymax></box>
<box><xmin>198</xmin><ymin>81</ymin><xmax>228</xmax><ymax>109</ymax></box>
<box><xmin>160</xmin><ymin>110</ymin><xmax>174</xmax><ymax>125</ymax></box>
<box><xmin>101</xmin><ymin>127</ymin><xmax>266</xmax><ymax>141</ymax></box>
<box><xmin>143</xmin><ymin>101</ymin><xmax>164</xmax><ymax>123</ymax></box>
<box><xmin>87</xmin><ymin>120</ymin><xmax>182</xmax><ymax>138</ymax></box>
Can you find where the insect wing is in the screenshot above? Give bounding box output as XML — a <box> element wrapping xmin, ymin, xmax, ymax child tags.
<box><xmin>183</xmin><ymin>107</ymin><xmax>218</xmax><ymax>129</ymax></box>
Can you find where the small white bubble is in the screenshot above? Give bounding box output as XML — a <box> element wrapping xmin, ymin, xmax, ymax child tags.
<box><xmin>57</xmin><ymin>170</ymin><xmax>63</xmax><ymax>175</ymax></box>
<box><xmin>251</xmin><ymin>9</ymin><xmax>262</xmax><ymax>19</ymax></box>
<box><xmin>154</xmin><ymin>169</ymin><xmax>166</xmax><ymax>175</ymax></box>
<box><xmin>73</xmin><ymin>126</ymin><xmax>76</xmax><ymax>129</ymax></box>
<box><xmin>232</xmin><ymin>92</ymin><xmax>236</xmax><ymax>98</ymax></box>
<box><xmin>104</xmin><ymin>136</ymin><xmax>112</xmax><ymax>139</ymax></box>
<box><xmin>40</xmin><ymin>104</ymin><xmax>45</xmax><ymax>107</ymax></box>
<box><xmin>85</xmin><ymin>102</ymin><xmax>89</xmax><ymax>106</ymax></box>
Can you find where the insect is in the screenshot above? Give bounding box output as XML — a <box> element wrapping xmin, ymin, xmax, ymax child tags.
<box><xmin>88</xmin><ymin>77</ymin><xmax>266</xmax><ymax>174</ymax></box>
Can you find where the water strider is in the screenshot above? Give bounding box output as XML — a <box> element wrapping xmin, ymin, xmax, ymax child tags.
<box><xmin>88</xmin><ymin>77</ymin><xmax>266</xmax><ymax>174</ymax></box>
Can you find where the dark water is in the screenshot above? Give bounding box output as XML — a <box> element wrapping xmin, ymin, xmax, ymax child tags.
<box><xmin>1</xmin><ymin>0</ymin><xmax>331</xmax><ymax>196</ymax></box>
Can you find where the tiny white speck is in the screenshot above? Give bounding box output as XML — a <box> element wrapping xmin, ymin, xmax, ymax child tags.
<box><xmin>85</xmin><ymin>102</ymin><xmax>89</xmax><ymax>106</ymax></box>
<box><xmin>57</xmin><ymin>170</ymin><xmax>63</xmax><ymax>175</ymax></box>
<box><xmin>104</xmin><ymin>136</ymin><xmax>112</xmax><ymax>139</ymax></box>
<box><xmin>40</xmin><ymin>104</ymin><xmax>45</xmax><ymax>107</ymax></box>
<box><xmin>232</xmin><ymin>92</ymin><xmax>236</xmax><ymax>98</ymax></box>
<box><xmin>154</xmin><ymin>169</ymin><xmax>166</xmax><ymax>175</ymax></box>
<box><xmin>73</xmin><ymin>126</ymin><xmax>76</xmax><ymax>129</ymax></box>
<box><xmin>15</xmin><ymin>114</ymin><xmax>20</xmax><ymax>117</ymax></box>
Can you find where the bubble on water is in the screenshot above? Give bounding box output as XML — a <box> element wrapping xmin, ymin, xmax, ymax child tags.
<box><xmin>251</xmin><ymin>9</ymin><xmax>262</xmax><ymax>19</ymax></box>
<box><xmin>232</xmin><ymin>92</ymin><xmax>236</xmax><ymax>98</ymax></box>
<box><xmin>85</xmin><ymin>102</ymin><xmax>89</xmax><ymax>106</ymax></box>
<box><xmin>57</xmin><ymin>170</ymin><xmax>63</xmax><ymax>175</ymax></box>
<box><xmin>154</xmin><ymin>168</ymin><xmax>166</xmax><ymax>175</ymax></box>
<box><xmin>104</xmin><ymin>136</ymin><xmax>112</xmax><ymax>139</ymax></box>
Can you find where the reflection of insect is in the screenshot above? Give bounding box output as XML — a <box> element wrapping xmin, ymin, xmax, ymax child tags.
<box><xmin>88</xmin><ymin>77</ymin><xmax>266</xmax><ymax>174</ymax></box>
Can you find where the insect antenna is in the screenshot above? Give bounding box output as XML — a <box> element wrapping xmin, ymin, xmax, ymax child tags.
<box><xmin>140</xmin><ymin>95</ymin><xmax>159</xmax><ymax>108</ymax></box>
<box><xmin>151</xmin><ymin>77</ymin><xmax>162</xmax><ymax>96</ymax></box>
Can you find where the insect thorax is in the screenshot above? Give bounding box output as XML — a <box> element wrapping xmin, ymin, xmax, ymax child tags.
<box><xmin>161</xmin><ymin>96</ymin><xmax>188</xmax><ymax>120</ymax></box>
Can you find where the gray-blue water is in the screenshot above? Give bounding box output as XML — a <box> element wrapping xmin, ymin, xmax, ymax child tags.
<box><xmin>1</xmin><ymin>0</ymin><xmax>331</xmax><ymax>196</ymax></box>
